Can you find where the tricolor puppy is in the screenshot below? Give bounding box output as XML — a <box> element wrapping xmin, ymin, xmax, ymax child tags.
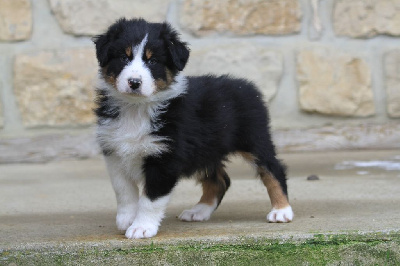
<box><xmin>93</xmin><ymin>18</ymin><xmax>294</xmax><ymax>239</ymax></box>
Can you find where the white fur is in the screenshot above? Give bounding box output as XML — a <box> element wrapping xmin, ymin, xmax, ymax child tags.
<box><xmin>267</xmin><ymin>205</ymin><xmax>294</xmax><ymax>223</ymax></box>
<box><xmin>125</xmin><ymin>194</ymin><xmax>170</xmax><ymax>239</ymax></box>
<box><xmin>96</xmin><ymin>76</ymin><xmax>189</xmax><ymax>178</ymax></box>
<box><xmin>179</xmin><ymin>198</ymin><xmax>218</xmax><ymax>222</ymax></box>
<box><xmin>104</xmin><ymin>155</ymin><xmax>139</xmax><ymax>230</ymax></box>
<box><xmin>116</xmin><ymin>34</ymin><xmax>156</xmax><ymax>96</ymax></box>
<box><xmin>97</xmin><ymin>100</ymin><xmax>169</xmax><ymax>167</ymax></box>
<box><xmin>98</xmin><ymin>92</ymin><xmax>170</xmax><ymax>231</ymax></box>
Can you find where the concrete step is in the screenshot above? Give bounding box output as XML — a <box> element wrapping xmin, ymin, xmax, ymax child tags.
<box><xmin>1</xmin><ymin>150</ymin><xmax>400</xmax><ymax>264</ymax></box>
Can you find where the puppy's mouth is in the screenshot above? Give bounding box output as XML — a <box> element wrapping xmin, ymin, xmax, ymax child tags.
<box><xmin>120</xmin><ymin>89</ymin><xmax>143</xmax><ymax>96</ymax></box>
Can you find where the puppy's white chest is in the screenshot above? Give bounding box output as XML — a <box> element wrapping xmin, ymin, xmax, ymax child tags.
<box><xmin>97</xmin><ymin>103</ymin><xmax>168</xmax><ymax>161</ymax></box>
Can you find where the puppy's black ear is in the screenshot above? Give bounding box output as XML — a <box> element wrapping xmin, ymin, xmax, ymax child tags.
<box><xmin>93</xmin><ymin>34</ymin><xmax>110</xmax><ymax>67</ymax></box>
<box><xmin>93</xmin><ymin>18</ymin><xmax>126</xmax><ymax>67</ymax></box>
<box><xmin>161</xmin><ymin>23</ymin><xmax>190</xmax><ymax>71</ymax></box>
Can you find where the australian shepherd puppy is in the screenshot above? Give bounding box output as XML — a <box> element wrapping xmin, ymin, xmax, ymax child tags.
<box><xmin>93</xmin><ymin>18</ymin><xmax>294</xmax><ymax>239</ymax></box>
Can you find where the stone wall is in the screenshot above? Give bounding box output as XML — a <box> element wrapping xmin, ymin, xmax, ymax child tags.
<box><xmin>0</xmin><ymin>0</ymin><xmax>399</xmax><ymax>163</ymax></box>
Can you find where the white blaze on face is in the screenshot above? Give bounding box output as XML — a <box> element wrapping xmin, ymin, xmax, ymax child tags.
<box><xmin>116</xmin><ymin>34</ymin><xmax>156</xmax><ymax>96</ymax></box>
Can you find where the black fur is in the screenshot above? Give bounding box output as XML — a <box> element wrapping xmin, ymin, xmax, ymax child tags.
<box><xmin>141</xmin><ymin>75</ymin><xmax>287</xmax><ymax>200</ymax></box>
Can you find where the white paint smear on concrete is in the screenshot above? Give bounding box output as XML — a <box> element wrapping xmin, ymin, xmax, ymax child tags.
<box><xmin>335</xmin><ymin>160</ymin><xmax>400</xmax><ymax>171</ymax></box>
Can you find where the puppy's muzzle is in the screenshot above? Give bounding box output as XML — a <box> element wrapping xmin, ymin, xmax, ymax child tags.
<box><xmin>128</xmin><ymin>78</ymin><xmax>142</xmax><ymax>90</ymax></box>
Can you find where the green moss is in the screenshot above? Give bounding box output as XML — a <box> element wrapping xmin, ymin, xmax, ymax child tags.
<box><xmin>2</xmin><ymin>233</ymin><xmax>400</xmax><ymax>266</ymax></box>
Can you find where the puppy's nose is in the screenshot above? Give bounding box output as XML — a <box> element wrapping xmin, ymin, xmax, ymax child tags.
<box><xmin>128</xmin><ymin>78</ymin><xmax>142</xmax><ymax>90</ymax></box>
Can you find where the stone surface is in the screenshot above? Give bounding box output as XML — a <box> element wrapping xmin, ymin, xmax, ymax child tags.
<box><xmin>180</xmin><ymin>0</ymin><xmax>301</xmax><ymax>36</ymax></box>
<box><xmin>333</xmin><ymin>0</ymin><xmax>400</xmax><ymax>38</ymax></box>
<box><xmin>308</xmin><ymin>0</ymin><xmax>323</xmax><ymax>41</ymax></box>
<box><xmin>0</xmin><ymin>0</ymin><xmax>32</xmax><ymax>41</ymax></box>
<box><xmin>49</xmin><ymin>0</ymin><xmax>171</xmax><ymax>36</ymax></box>
<box><xmin>0</xmin><ymin>132</ymin><xmax>100</xmax><ymax>163</ymax></box>
<box><xmin>2</xmin><ymin>123</ymin><xmax>400</xmax><ymax>163</ymax></box>
<box><xmin>0</xmin><ymin>99</ymin><xmax>3</xmax><ymax>127</ymax></box>
<box><xmin>275</xmin><ymin>123</ymin><xmax>400</xmax><ymax>152</ymax></box>
<box><xmin>297</xmin><ymin>48</ymin><xmax>375</xmax><ymax>117</ymax></box>
<box><xmin>13</xmin><ymin>48</ymin><xmax>97</xmax><ymax>127</ymax></box>
<box><xmin>384</xmin><ymin>50</ymin><xmax>400</xmax><ymax>118</ymax></box>
<box><xmin>185</xmin><ymin>43</ymin><xmax>283</xmax><ymax>101</ymax></box>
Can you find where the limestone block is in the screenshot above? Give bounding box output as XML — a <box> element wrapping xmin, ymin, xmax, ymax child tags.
<box><xmin>384</xmin><ymin>50</ymin><xmax>400</xmax><ymax>118</ymax></box>
<box><xmin>334</xmin><ymin>0</ymin><xmax>400</xmax><ymax>38</ymax></box>
<box><xmin>184</xmin><ymin>43</ymin><xmax>283</xmax><ymax>101</ymax></box>
<box><xmin>49</xmin><ymin>0</ymin><xmax>172</xmax><ymax>36</ymax></box>
<box><xmin>297</xmin><ymin>48</ymin><xmax>375</xmax><ymax>117</ymax></box>
<box><xmin>180</xmin><ymin>0</ymin><xmax>301</xmax><ymax>36</ymax></box>
<box><xmin>14</xmin><ymin>48</ymin><xmax>98</xmax><ymax>127</ymax></box>
<box><xmin>0</xmin><ymin>0</ymin><xmax>32</xmax><ymax>41</ymax></box>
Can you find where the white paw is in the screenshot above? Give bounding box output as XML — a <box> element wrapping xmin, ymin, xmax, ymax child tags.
<box><xmin>125</xmin><ymin>220</ymin><xmax>159</xmax><ymax>239</ymax></box>
<box><xmin>116</xmin><ymin>211</ymin><xmax>136</xmax><ymax>231</ymax></box>
<box><xmin>267</xmin><ymin>205</ymin><xmax>294</xmax><ymax>223</ymax></box>
<box><xmin>179</xmin><ymin>203</ymin><xmax>216</xmax><ymax>222</ymax></box>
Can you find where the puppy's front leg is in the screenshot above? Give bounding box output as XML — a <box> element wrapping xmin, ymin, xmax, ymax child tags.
<box><xmin>105</xmin><ymin>155</ymin><xmax>139</xmax><ymax>231</ymax></box>
<box><xmin>125</xmin><ymin>194</ymin><xmax>170</xmax><ymax>239</ymax></box>
<box><xmin>125</xmin><ymin>160</ymin><xmax>176</xmax><ymax>239</ymax></box>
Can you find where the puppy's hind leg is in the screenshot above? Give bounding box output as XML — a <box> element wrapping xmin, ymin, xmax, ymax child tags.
<box><xmin>242</xmin><ymin>149</ymin><xmax>293</xmax><ymax>223</ymax></box>
<box><xmin>257</xmin><ymin>156</ymin><xmax>294</xmax><ymax>223</ymax></box>
<box><xmin>179</xmin><ymin>164</ymin><xmax>231</xmax><ymax>222</ymax></box>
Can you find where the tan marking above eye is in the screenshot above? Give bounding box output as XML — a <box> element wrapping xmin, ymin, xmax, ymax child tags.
<box><xmin>125</xmin><ymin>46</ymin><xmax>132</xmax><ymax>57</ymax></box>
<box><xmin>145</xmin><ymin>49</ymin><xmax>153</xmax><ymax>59</ymax></box>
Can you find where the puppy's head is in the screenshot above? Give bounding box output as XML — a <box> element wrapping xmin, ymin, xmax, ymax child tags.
<box><xmin>94</xmin><ymin>18</ymin><xmax>189</xmax><ymax>97</ymax></box>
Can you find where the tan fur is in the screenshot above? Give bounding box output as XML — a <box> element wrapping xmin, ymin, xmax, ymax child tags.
<box><xmin>239</xmin><ymin>152</ymin><xmax>257</xmax><ymax>163</ymax></box>
<box><xmin>259</xmin><ymin>169</ymin><xmax>290</xmax><ymax>209</ymax></box>
<box><xmin>101</xmin><ymin>67</ymin><xmax>117</xmax><ymax>88</ymax></box>
<box><xmin>199</xmin><ymin>179</ymin><xmax>220</xmax><ymax>206</ymax></box>
<box><xmin>145</xmin><ymin>49</ymin><xmax>153</xmax><ymax>60</ymax></box>
<box><xmin>155</xmin><ymin>79</ymin><xmax>168</xmax><ymax>91</ymax></box>
<box><xmin>198</xmin><ymin>167</ymin><xmax>228</xmax><ymax>206</ymax></box>
<box><xmin>240</xmin><ymin>152</ymin><xmax>289</xmax><ymax>209</ymax></box>
<box><xmin>125</xmin><ymin>46</ymin><xmax>132</xmax><ymax>58</ymax></box>
<box><xmin>155</xmin><ymin>68</ymin><xmax>175</xmax><ymax>92</ymax></box>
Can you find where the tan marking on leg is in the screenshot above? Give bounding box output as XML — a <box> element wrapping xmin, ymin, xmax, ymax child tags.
<box><xmin>199</xmin><ymin>179</ymin><xmax>219</xmax><ymax>206</ymax></box>
<box><xmin>198</xmin><ymin>168</ymin><xmax>229</xmax><ymax>206</ymax></box>
<box><xmin>145</xmin><ymin>49</ymin><xmax>153</xmax><ymax>60</ymax></box>
<box><xmin>125</xmin><ymin>46</ymin><xmax>132</xmax><ymax>58</ymax></box>
<box><xmin>259</xmin><ymin>168</ymin><xmax>289</xmax><ymax>209</ymax></box>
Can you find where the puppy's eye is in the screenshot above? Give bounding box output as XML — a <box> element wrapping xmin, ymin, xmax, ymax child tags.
<box><xmin>148</xmin><ymin>58</ymin><xmax>157</xmax><ymax>65</ymax></box>
<box><xmin>121</xmin><ymin>55</ymin><xmax>130</xmax><ymax>63</ymax></box>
